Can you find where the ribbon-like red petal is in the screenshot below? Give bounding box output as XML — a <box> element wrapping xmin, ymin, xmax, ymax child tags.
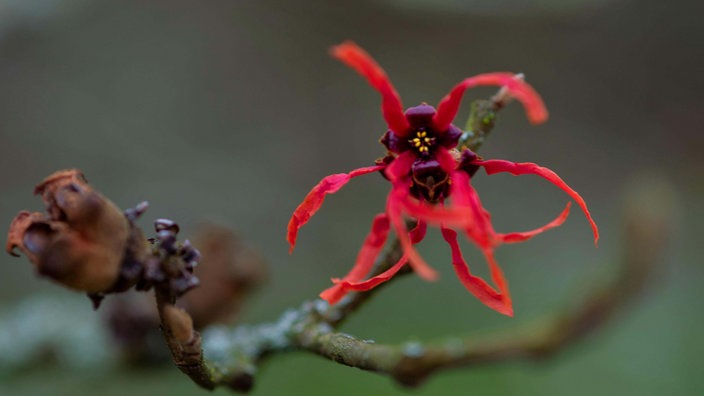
<box><xmin>287</xmin><ymin>165</ymin><xmax>385</xmax><ymax>252</ymax></box>
<box><xmin>319</xmin><ymin>213</ymin><xmax>390</xmax><ymax>304</ymax></box>
<box><xmin>331</xmin><ymin>41</ymin><xmax>410</xmax><ymax>136</ymax></box>
<box><xmin>433</xmin><ymin>73</ymin><xmax>548</xmax><ymax>132</ymax></box>
<box><xmin>395</xmin><ymin>195</ymin><xmax>475</xmax><ymax>228</ymax></box>
<box><xmin>330</xmin><ymin>256</ymin><xmax>408</xmax><ymax>292</ymax></box>
<box><xmin>435</xmin><ymin>146</ymin><xmax>458</xmax><ymax>173</ymax></box>
<box><xmin>384</xmin><ymin>151</ymin><xmax>415</xmax><ymax>182</ymax></box>
<box><xmin>449</xmin><ymin>170</ymin><xmax>495</xmax><ymax>248</ymax></box>
<box><xmin>323</xmin><ymin>221</ymin><xmax>427</xmax><ymax>302</ymax></box>
<box><xmin>387</xmin><ymin>185</ymin><xmax>438</xmax><ymax>281</ymax></box>
<box><xmin>475</xmin><ymin>159</ymin><xmax>599</xmax><ymax>245</ymax></box>
<box><xmin>497</xmin><ymin>202</ymin><xmax>571</xmax><ymax>244</ymax></box>
<box><xmin>441</xmin><ymin>228</ymin><xmax>513</xmax><ymax>316</ymax></box>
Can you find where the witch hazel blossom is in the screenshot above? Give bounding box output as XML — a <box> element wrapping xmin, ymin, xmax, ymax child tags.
<box><xmin>287</xmin><ymin>41</ymin><xmax>598</xmax><ymax>316</ymax></box>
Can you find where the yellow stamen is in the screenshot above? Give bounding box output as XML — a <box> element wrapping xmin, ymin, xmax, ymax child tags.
<box><xmin>408</xmin><ymin>130</ymin><xmax>436</xmax><ymax>155</ymax></box>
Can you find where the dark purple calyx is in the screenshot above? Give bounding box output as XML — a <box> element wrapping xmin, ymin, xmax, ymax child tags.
<box><xmin>409</xmin><ymin>158</ymin><xmax>450</xmax><ymax>202</ymax></box>
<box><xmin>380</xmin><ymin>103</ymin><xmax>462</xmax><ymax>155</ymax></box>
<box><xmin>458</xmin><ymin>149</ymin><xmax>481</xmax><ymax>177</ymax></box>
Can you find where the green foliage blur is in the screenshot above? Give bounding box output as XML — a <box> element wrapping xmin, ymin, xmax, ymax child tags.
<box><xmin>0</xmin><ymin>0</ymin><xmax>701</xmax><ymax>394</ymax></box>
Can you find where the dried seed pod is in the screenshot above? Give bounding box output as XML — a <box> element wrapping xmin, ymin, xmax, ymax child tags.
<box><xmin>6</xmin><ymin>169</ymin><xmax>149</xmax><ymax>295</ymax></box>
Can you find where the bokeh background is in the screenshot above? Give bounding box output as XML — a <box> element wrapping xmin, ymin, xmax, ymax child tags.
<box><xmin>0</xmin><ymin>0</ymin><xmax>701</xmax><ymax>395</ymax></box>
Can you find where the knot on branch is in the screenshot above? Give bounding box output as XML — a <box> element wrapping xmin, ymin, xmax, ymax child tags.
<box><xmin>140</xmin><ymin>219</ymin><xmax>201</xmax><ymax>301</ymax></box>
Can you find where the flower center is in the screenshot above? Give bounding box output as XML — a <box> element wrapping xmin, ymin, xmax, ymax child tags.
<box><xmin>408</xmin><ymin>129</ymin><xmax>436</xmax><ymax>156</ymax></box>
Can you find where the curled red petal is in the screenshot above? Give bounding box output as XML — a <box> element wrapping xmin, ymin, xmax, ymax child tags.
<box><xmin>329</xmin><ymin>255</ymin><xmax>408</xmax><ymax>293</ymax></box>
<box><xmin>435</xmin><ymin>146</ymin><xmax>458</xmax><ymax>173</ymax></box>
<box><xmin>498</xmin><ymin>202</ymin><xmax>571</xmax><ymax>244</ymax></box>
<box><xmin>387</xmin><ymin>187</ymin><xmax>438</xmax><ymax>281</ymax></box>
<box><xmin>433</xmin><ymin>73</ymin><xmax>548</xmax><ymax>132</ymax></box>
<box><xmin>449</xmin><ymin>170</ymin><xmax>496</xmax><ymax>248</ymax></box>
<box><xmin>408</xmin><ymin>220</ymin><xmax>428</xmax><ymax>244</ymax></box>
<box><xmin>482</xmin><ymin>249</ymin><xmax>512</xmax><ymax>314</ymax></box>
<box><xmin>384</xmin><ymin>151</ymin><xmax>415</xmax><ymax>182</ymax></box>
<box><xmin>441</xmin><ymin>228</ymin><xmax>513</xmax><ymax>316</ymax></box>
<box><xmin>396</xmin><ymin>195</ymin><xmax>474</xmax><ymax>228</ymax></box>
<box><xmin>322</xmin><ymin>220</ymin><xmax>426</xmax><ymax>302</ymax></box>
<box><xmin>475</xmin><ymin>159</ymin><xmax>599</xmax><ymax>245</ymax></box>
<box><xmin>287</xmin><ymin>165</ymin><xmax>385</xmax><ymax>253</ymax></box>
<box><xmin>319</xmin><ymin>214</ymin><xmax>390</xmax><ymax>304</ymax></box>
<box><xmin>345</xmin><ymin>213</ymin><xmax>391</xmax><ymax>281</ymax></box>
<box><xmin>331</xmin><ymin>41</ymin><xmax>410</xmax><ymax>136</ymax></box>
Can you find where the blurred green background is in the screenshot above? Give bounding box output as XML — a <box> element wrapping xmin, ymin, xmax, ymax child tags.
<box><xmin>0</xmin><ymin>0</ymin><xmax>701</xmax><ymax>394</ymax></box>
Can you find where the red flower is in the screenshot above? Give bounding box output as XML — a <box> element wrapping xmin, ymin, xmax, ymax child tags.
<box><xmin>287</xmin><ymin>41</ymin><xmax>598</xmax><ymax>316</ymax></box>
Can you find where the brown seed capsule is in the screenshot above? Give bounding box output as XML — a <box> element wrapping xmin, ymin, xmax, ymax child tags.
<box><xmin>6</xmin><ymin>169</ymin><xmax>149</xmax><ymax>294</ymax></box>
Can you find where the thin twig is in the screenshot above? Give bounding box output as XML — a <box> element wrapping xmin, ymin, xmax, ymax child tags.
<box><xmin>155</xmin><ymin>289</ymin><xmax>219</xmax><ymax>390</ymax></box>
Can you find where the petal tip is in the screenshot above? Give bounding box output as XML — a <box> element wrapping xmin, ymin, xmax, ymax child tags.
<box><xmin>528</xmin><ymin>108</ymin><xmax>549</xmax><ymax>125</ymax></box>
<box><xmin>424</xmin><ymin>271</ymin><xmax>440</xmax><ymax>282</ymax></box>
<box><xmin>330</xmin><ymin>40</ymin><xmax>359</xmax><ymax>54</ymax></box>
<box><xmin>319</xmin><ymin>286</ymin><xmax>344</xmax><ymax>305</ymax></box>
<box><xmin>589</xmin><ymin>220</ymin><xmax>600</xmax><ymax>247</ymax></box>
<box><xmin>328</xmin><ymin>40</ymin><xmax>409</xmax><ymax>135</ymax></box>
<box><xmin>286</xmin><ymin>225</ymin><xmax>298</xmax><ymax>254</ymax></box>
<box><xmin>496</xmin><ymin>300</ymin><xmax>514</xmax><ymax>317</ymax></box>
<box><xmin>329</xmin><ymin>40</ymin><xmax>358</xmax><ymax>58</ymax></box>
